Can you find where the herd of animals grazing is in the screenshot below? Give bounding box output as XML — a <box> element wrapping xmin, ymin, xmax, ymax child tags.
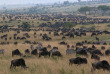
<box><xmin>1</xmin><ymin>25</ymin><xmax>110</xmax><ymax>73</ymax></box>
<box><xmin>1</xmin><ymin>14</ymin><xmax>110</xmax><ymax>73</ymax></box>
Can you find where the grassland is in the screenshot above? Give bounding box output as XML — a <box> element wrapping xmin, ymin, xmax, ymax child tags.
<box><xmin>0</xmin><ymin>28</ymin><xmax>110</xmax><ymax>74</ymax></box>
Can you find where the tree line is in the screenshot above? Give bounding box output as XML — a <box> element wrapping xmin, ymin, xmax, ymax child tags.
<box><xmin>78</xmin><ymin>5</ymin><xmax>110</xmax><ymax>16</ymax></box>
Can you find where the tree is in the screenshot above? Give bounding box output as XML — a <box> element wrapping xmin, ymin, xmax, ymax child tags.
<box><xmin>21</xmin><ymin>22</ymin><xmax>30</xmax><ymax>29</ymax></box>
<box><xmin>78</xmin><ymin>6</ymin><xmax>92</xmax><ymax>16</ymax></box>
<box><xmin>98</xmin><ymin>5</ymin><xmax>110</xmax><ymax>16</ymax></box>
<box><xmin>63</xmin><ymin>1</ymin><xmax>70</xmax><ymax>5</ymax></box>
<box><xmin>63</xmin><ymin>22</ymin><xmax>76</xmax><ymax>29</ymax></box>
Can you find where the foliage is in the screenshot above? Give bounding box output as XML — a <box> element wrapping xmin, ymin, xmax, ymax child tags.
<box><xmin>78</xmin><ymin>6</ymin><xmax>92</xmax><ymax>15</ymax></box>
<box><xmin>19</xmin><ymin>22</ymin><xmax>30</xmax><ymax>29</ymax></box>
<box><xmin>98</xmin><ymin>5</ymin><xmax>110</xmax><ymax>11</ymax></box>
<box><xmin>98</xmin><ymin>5</ymin><xmax>110</xmax><ymax>16</ymax></box>
<box><xmin>63</xmin><ymin>22</ymin><xmax>76</xmax><ymax>29</ymax></box>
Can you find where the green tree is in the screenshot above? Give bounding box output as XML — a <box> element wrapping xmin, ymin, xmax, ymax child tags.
<box><xmin>63</xmin><ymin>22</ymin><xmax>76</xmax><ymax>29</ymax></box>
<box><xmin>98</xmin><ymin>5</ymin><xmax>110</xmax><ymax>16</ymax></box>
<box><xmin>21</xmin><ymin>22</ymin><xmax>30</xmax><ymax>29</ymax></box>
<box><xmin>78</xmin><ymin>6</ymin><xmax>92</xmax><ymax>16</ymax></box>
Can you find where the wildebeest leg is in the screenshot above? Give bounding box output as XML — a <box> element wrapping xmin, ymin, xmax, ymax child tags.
<box><xmin>10</xmin><ymin>63</ymin><xmax>13</xmax><ymax>69</ymax></box>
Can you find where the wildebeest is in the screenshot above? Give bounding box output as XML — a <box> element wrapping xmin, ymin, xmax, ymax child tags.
<box><xmin>52</xmin><ymin>51</ymin><xmax>62</xmax><ymax>57</ymax></box>
<box><xmin>0</xmin><ymin>49</ymin><xmax>5</xmax><ymax>55</ymax></box>
<box><xmin>66</xmin><ymin>49</ymin><xmax>75</xmax><ymax>55</ymax></box>
<box><xmin>90</xmin><ymin>49</ymin><xmax>103</xmax><ymax>56</ymax></box>
<box><xmin>31</xmin><ymin>49</ymin><xmax>38</xmax><ymax>55</ymax></box>
<box><xmin>12</xmin><ymin>49</ymin><xmax>22</xmax><ymax>57</ymax></box>
<box><xmin>76</xmin><ymin>48</ymin><xmax>88</xmax><ymax>57</ymax></box>
<box><xmin>91</xmin><ymin>60</ymin><xmax>110</xmax><ymax>72</ymax></box>
<box><xmin>76</xmin><ymin>42</ymin><xmax>83</xmax><ymax>46</ymax></box>
<box><xmin>96</xmin><ymin>37</ymin><xmax>99</xmax><ymax>41</ymax></box>
<box><xmin>91</xmin><ymin>54</ymin><xmax>100</xmax><ymax>61</ymax></box>
<box><xmin>101</xmin><ymin>46</ymin><xmax>105</xmax><ymax>50</ymax></box>
<box><xmin>25</xmin><ymin>49</ymin><xmax>30</xmax><ymax>55</ymax></box>
<box><xmin>10</xmin><ymin>58</ymin><xmax>28</xmax><ymax>69</ymax></box>
<box><xmin>39</xmin><ymin>50</ymin><xmax>50</xmax><ymax>57</ymax></box>
<box><xmin>49</xmin><ymin>47</ymin><xmax>58</xmax><ymax>53</ymax></box>
<box><xmin>59</xmin><ymin>41</ymin><xmax>67</xmax><ymax>45</ymax></box>
<box><xmin>69</xmin><ymin>57</ymin><xmax>87</xmax><ymax>65</ymax></box>
<box><xmin>105</xmin><ymin>49</ymin><xmax>110</xmax><ymax>55</ymax></box>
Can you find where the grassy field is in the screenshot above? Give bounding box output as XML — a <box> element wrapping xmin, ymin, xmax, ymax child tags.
<box><xmin>0</xmin><ymin>29</ymin><xmax>110</xmax><ymax>74</ymax></box>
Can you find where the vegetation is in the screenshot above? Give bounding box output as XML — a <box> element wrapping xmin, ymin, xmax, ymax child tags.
<box><xmin>78</xmin><ymin>6</ymin><xmax>92</xmax><ymax>15</ymax></box>
<box><xmin>98</xmin><ymin>5</ymin><xmax>110</xmax><ymax>16</ymax></box>
<box><xmin>18</xmin><ymin>22</ymin><xmax>31</xmax><ymax>30</ymax></box>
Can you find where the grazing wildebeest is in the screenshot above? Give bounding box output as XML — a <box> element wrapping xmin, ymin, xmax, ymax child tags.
<box><xmin>10</xmin><ymin>58</ymin><xmax>28</xmax><ymax>69</ymax></box>
<box><xmin>76</xmin><ymin>48</ymin><xmax>88</xmax><ymax>57</ymax></box>
<box><xmin>69</xmin><ymin>57</ymin><xmax>87</xmax><ymax>65</ymax></box>
<box><xmin>39</xmin><ymin>47</ymin><xmax>47</xmax><ymax>52</ymax></box>
<box><xmin>30</xmin><ymin>45</ymin><xmax>34</xmax><ymax>50</ymax></box>
<box><xmin>52</xmin><ymin>51</ymin><xmax>62</xmax><ymax>57</ymax></box>
<box><xmin>92</xmin><ymin>45</ymin><xmax>96</xmax><ymax>49</ymax></box>
<box><xmin>91</xmin><ymin>32</ymin><xmax>97</xmax><ymax>37</ymax></box>
<box><xmin>59</xmin><ymin>41</ymin><xmax>67</xmax><ymax>45</ymax></box>
<box><xmin>66</xmin><ymin>49</ymin><xmax>76</xmax><ymax>55</ymax></box>
<box><xmin>25</xmin><ymin>49</ymin><xmax>30</xmax><ymax>55</ymax></box>
<box><xmin>91</xmin><ymin>60</ymin><xmax>110</xmax><ymax>73</ymax></box>
<box><xmin>12</xmin><ymin>49</ymin><xmax>22</xmax><ymax>57</ymax></box>
<box><xmin>103</xmin><ymin>42</ymin><xmax>107</xmax><ymax>45</ymax></box>
<box><xmin>96</xmin><ymin>37</ymin><xmax>99</xmax><ymax>41</ymax></box>
<box><xmin>91</xmin><ymin>54</ymin><xmax>100</xmax><ymax>61</ymax></box>
<box><xmin>62</xmin><ymin>36</ymin><xmax>66</xmax><ymax>40</ymax></box>
<box><xmin>39</xmin><ymin>51</ymin><xmax>50</xmax><ymax>57</ymax></box>
<box><xmin>31</xmin><ymin>49</ymin><xmax>38</xmax><ymax>55</ymax></box>
<box><xmin>76</xmin><ymin>42</ymin><xmax>83</xmax><ymax>46</ymax></box>
<box><xmin>67</xmin><ymin>45</ymin><xmax>70</xmax><ymax>48</ymax></box>
<box><xmin>47</xmin><ymin>45</ymin><xmax>51</xmax><ymax>48</ymax></box>
<box><xmin>91</xmin><ymin>49</ymin><xmax>103</xmax><ymax>56</ymax></box>
<box><xmin>101</xmin><ymin>46</ymin><xmax>105</xmax><ymax>50</ymax></box>
<box><xmin>49</xmin><ymin>47</ymin><xmax>58</xmax><ymax>53</ymax></box>
<box><xmin>0</xmin><ymin>49</ymin><xmax>5</xmax><ymax>55</ymax></box>
<box><xmin>105</xmin><ymin>49</ymin><xmax>110</xmax><ymax>55</ymax></box>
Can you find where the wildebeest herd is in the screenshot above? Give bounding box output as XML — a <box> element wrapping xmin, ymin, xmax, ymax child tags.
<box><xmin>1</xmin><ymin>14</ymin><xmax>110</xmax><ymax>73</ymax></box>
<box><xmin>0</xmin><ymin>25</ymin><xmax>110</xmax><ymax>74</ymax></box>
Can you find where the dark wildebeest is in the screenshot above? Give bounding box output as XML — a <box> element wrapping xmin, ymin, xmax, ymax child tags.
<box><xmin>91</xmin><ymin>32</ymin><xmax>97</xmax><ymax>37</ymax></box>
<box><xmin>67</xmin><ymin>45</ymin><xmax>70</xmax><ymax>48</ymax></box>
<box><xmin>47</xmin><ymin>45</ymin><xmax>51</xmax><ymax>48</ymax></box>
<box><xmin>12</xmin><ymin>49</ymin><xmax>22</xmax><ymax>57</ymax></box>
<box><xmin>39</xmin><ymin>50</ymin><xmax>50</xmax><ymax>57</ymax></box>
<box><xmin>101</xmin><ymin>46</ymin><xmax>105</xmax><ymax>50</ymax></box>
<box><xmin>91</xmin><ymin>50</ymin><xmax>103</xmax><ymax>56</ymax></box>
<box><xmin>76</xmin><ymin>48</ymin><xmax>88</xmax><ymax>57</ymax></box>
<box><xmin>91</xmin><ymin>60</ymin><xmax>110</xmax><ymax>73</ymax></box>
<box><xmin>96</xmin><ymin>37</ymin><xmax>99</xmax><ymax>41</ymax></box>
<box><xmin>105</xmin><ymin>49</ymin><xmax>110</xmax><ymax>55</ymax></box>
<box><xmin>25</xmin><ymin>49</ymin><xmax>30</xmax><ymax>55</ymax></box>
<box><xmin>92</xmin><ymin>45</ymin><xmax>96</xmax><ymax>49</ymax></box>
<box><xmin>69</xmin><ymin>57</ymin><xmax>87</xmax><ymax>65</ymax></box>
<box><xmin>91</xmin><ymin>54</ymin><xmax>100</xmax><ymax>61</ymax></box>
<box><xmin>52</xmin><ymin>51</ymin><xmax>62</xmax><ymax>57</ymax></box>
<box><xmin>62</xmin><ymin>36</ymin><xmax>66</xmax><ymax>40</ymax></box>
<box><xmin>76</xmin><ymin>42</ymin><xmax>83</xmax><ymax>46</ymax></box>
<box><xmin>10</xmin><ymin>58</ymin><xmax>28</xmax><ymax>69</ymax></box>
<box><xmin>31</xmin><ymin>49</ymin><xmax>38</xmax><ymax>56</ymax></box>
<box><xmin>59</xmin><ymin>41</ymin><xmax>67</xmax><ymax>45</ymax></box>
